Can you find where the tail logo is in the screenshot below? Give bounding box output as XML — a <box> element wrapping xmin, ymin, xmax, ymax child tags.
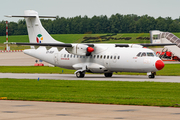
<box><xmin>36</xmin><ymin>34</ymin><xmax>43</xmax><ymax>43</ymax></box>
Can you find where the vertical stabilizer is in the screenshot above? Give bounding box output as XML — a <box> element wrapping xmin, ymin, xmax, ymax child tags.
<box><xmin>24</xmin><ymin>10</ymin><xmax>61</xmax><ymax>43</ymax></box>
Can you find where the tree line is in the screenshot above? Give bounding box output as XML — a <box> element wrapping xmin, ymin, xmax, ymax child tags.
<box><xmin>0</xmin><ymin>13</ymin><xmax>180</xmax><ymax>36</ymax></box>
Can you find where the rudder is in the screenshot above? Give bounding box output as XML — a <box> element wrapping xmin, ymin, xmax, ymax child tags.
<box><xmin>24</xmin><ymin>10</ymin><xmax>61</xmax><ymax>43</ymax></box>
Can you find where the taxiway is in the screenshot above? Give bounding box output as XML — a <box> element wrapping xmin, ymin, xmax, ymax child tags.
<box><xmin>1</xmin><ymin>100</ymin><xmax>180</xmax><ymax>120</ymax></box>
<box><xmin>0</xmin><ymin>73</ymin><xmax>180</xmax><ymax>83</ymax></box>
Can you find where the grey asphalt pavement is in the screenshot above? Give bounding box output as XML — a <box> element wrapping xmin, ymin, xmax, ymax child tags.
<box><xmin>0</xmin><ymin>73</ymin><xmax>180</xmax><ymax>83</ymax></box>
<box><xmin>1</xmin><ymin>100</ymin><xmax>180</xmax><ymax>120</ymax></box>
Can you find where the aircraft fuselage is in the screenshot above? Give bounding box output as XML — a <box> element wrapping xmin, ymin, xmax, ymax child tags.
<box><xmin>24</xmin><ymin>44</ymin><xmax>162</xmax><ymax>75</ymax></box>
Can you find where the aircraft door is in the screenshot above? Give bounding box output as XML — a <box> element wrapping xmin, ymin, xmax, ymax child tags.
<box><xmin>54</xmin><ymin>53</ymin><xmax>58</xmax><ymax>65</ymax></box>
<box><xmin>112</xmin><ymin>53</ymin><xmax>118</xmax><ymax>63</ymax></box>
<box><xmin>104</xmin><ymin>52</ymin><xmax>110</xmax><ymax>69</ymax></box>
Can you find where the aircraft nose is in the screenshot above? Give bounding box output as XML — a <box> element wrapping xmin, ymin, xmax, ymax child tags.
<box><xmin>155</xmin><ymin>60</ymin><xmax>164</xmax><ymax>70</ymax></box>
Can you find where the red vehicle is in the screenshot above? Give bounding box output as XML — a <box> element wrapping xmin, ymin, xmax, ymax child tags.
<box><xmin>156</xmin><ymin>51</ymin><xmax>180</xmax><ymax>61</ymax></box>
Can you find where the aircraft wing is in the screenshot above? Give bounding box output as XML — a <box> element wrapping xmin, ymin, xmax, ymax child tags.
<box><xmin>13</xmin><ymin>42</ymin><xmax>96</xmax><ymax>47</ymax></box>
<box><xmin>11</xmin><ymin>42</ymin><xmax>177</xmax><ymax>56</ymax></box>
<box><xmin>13</xmin><ymin>42</ymin><xmax>73</xmax><ymax>47</ymax></box>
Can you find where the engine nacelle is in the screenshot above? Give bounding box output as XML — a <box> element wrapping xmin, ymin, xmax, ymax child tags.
<box><xmin>66</xmin><ymin>44</ymin><xmax>94</xmax><ymax>56</ymax></box>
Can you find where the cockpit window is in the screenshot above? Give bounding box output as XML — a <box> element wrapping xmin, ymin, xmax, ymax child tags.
<box><xmin>137</xmin><ymin>52</ymin><xmax>141</xmax><ymax>57</ymax></box>
<box><xmin>147</xmin><ymin>52</ymin><xmax>154</xmax><ymax>57</ymax></box>
<box><xmin>137</xmin><ymin>52</ymin><xmax>156</xmax><ymax>57</ymax></box>
<box><xmin>154</xmin><ymin>52</ymin><xmax>157</xmax><ymax>57</ymax></box>
<box><xmin>141</xmin><ymin>52</ymin><xmax>146</xmax><ymax>57</ymax></box>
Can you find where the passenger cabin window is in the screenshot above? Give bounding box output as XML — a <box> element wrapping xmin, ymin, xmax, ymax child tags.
<box><xmin>110</xmin><ymin>56</ymin><xmax>113</xmax><ymax>59</ymax></box>
<box><xmin>118</xmin><ymin>56</ymin><xmax>120</xmax><ymax>59</ymax></box>
<box><xmin>64</xmin><ymin>54</ymin><xmax>66</xmax><ymax>57</ymax></box>
<box><xmin>107</xmin><ymin>55</ymin><xmax>109</xmax><ymax>59</ymax></box>
<box><xmin>100</xmin><ymin>55</ymin><xmax>103</xmax><ymax>59</ymax></box>
<box><xmin>97</xmin><ymin>55</ymin><xmax>99</xmax><ymax>59</ymax></box>
<box><xmin>104</xmin><ymin>55</ymin><xmax>106</xmax><ymax>59</ymax></box>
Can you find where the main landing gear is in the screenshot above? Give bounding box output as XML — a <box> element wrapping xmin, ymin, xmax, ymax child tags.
<box><xmin>76</xmin><ymin>71</ymin><xmax>85</xmax><ymax>78</ymax></box>
<box><xmin>104</xmin><ymin>73</ymin><xmax>113</xmax><ymax>77</ymax></box>
<box><xmin>75</xmin><ymin>71</ymin><xmax>113</xmax><ymax>78</ymax></box>
<box><xmin>148</xmin><ymin>72</ymin><xmax>156</xmax><ymax>79</ymax></box>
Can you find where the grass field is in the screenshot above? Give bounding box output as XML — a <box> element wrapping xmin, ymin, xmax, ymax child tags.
<box><xmin>0</xmin><ymin>78</ymin><xmax>180</xmax><ymax>107</ymax></box>
<box><xmin>1</xmin><ymin>32</ymin><xmax>180</xmax><ymax>43</ymax></box>
<box><xmin>0</xmin><ymin>33</ymin><xmax>151</xmax><ymax>44</ymax></box>
<box><xmin>1</xmin><ymin>33</ymin><xmax>180</xmax><ymax>50</ymax></box>
<box><xmin>0</xmin><ymin>64</ymin><xmax>180</xmax><ymax>76</ymax></box>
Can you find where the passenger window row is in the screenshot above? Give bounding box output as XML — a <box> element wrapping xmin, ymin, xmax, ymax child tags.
<box><xmin>63</xmin><ymin>54</ymin><xmax>120</xmax><ymax>59</ymax></box>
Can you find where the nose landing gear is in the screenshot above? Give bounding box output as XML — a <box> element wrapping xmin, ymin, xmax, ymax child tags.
<box><xmin>148</xmin><ymin>72</ymin><xmax>156</xmax><ymax>79</ymax></box>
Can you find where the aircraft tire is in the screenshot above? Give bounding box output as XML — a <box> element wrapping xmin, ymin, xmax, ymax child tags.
<box><xmin>104</xmin><ymin>73</ymin><xmax>113</xmax><ymax>77</ymax></box>
<box><xmin>76</xmin><ymin>71</ymin><xmax>85</xmax><ymax>78</ymax></box>
<box><xmin>148</xmin><ymin>74</ymin><xmax>155</xmax><ymax>79</ymax></box>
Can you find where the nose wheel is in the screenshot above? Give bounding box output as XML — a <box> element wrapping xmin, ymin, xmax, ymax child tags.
<box><xmin>148</xmin><ymin>72</ymin><xmax>156</xmax><ymax>79</ymax></box>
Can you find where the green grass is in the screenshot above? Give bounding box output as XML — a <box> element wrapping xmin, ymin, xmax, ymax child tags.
<box><xmin>0</xmin><ymin>33</ymin><xmax>174</xmax><ymax>50</ymax></box>
<box><xmin>0</xmin><ymin>32</ymin><xmax>180</xmax><ymax>44</ymax></box>
<box><xmin>51</xmin><ymin>34</ymin><xmax>85</xmax><ymax>43</ymax></box>
<box><xmin>0</xmin><ymin>78</ymin><xmax>180</xmax><ymax>107</ymax></box>
<box><xmin>157</xmin><ymin>64</ymin><xmax>180</xmax><ymax>76</ymax></box>
<box><xmin>0</xmin><ymin>33</ymin><xmax>151</xmax><ymax>44</ymax></box>
<box><xmin>0</xmin><ymin>64</ymin><xmax>180</xmax><ymax>76</ymax></box>
<box><xmin>0</xmin><ymin>35</ymin><xmax>29</xmax><ymax>43</ymax></box>
<box><xmin>0</xmin><ymin>66</ymin><xmax>75</xmax><ymax>74</ymax></box>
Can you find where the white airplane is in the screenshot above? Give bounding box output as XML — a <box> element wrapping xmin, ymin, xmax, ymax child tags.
<box><xmin>6</xmin><ymin>10</ymin><xmax>173</xmax><ymax>79</ymax></box>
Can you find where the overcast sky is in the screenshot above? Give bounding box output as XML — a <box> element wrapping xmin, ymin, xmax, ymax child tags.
<box><xmin>1</xmin><ymin>0</ymin><xmax>180</xmax><ymax>22</ymax></box>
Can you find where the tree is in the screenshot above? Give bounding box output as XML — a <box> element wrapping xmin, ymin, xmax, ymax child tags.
<box><xmin>0</xmin><ymin>21</ymin><xmax>6</xmax><ymax>36</ymax></box>
<box><xmin>155</xmin><ymin>17</ymin><xmax>167</xmax><ymax>31</ymax></box>
<box><xmin>1</xmin><ymin>13</ymin><xmax>180</xmax><ymax>35</ymax></box>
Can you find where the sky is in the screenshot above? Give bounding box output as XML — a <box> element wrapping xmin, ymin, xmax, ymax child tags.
<box><xmin>1</xmin><ymin>0</ymin><xmax>180</xmax><ymax>22</ymax></box>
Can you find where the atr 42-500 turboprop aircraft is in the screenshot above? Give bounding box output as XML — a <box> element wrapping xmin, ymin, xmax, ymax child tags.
<box><xmin>6</xmin><ymin>10</ymin><xmax>175</xmax><ymax>78</ymax></box>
